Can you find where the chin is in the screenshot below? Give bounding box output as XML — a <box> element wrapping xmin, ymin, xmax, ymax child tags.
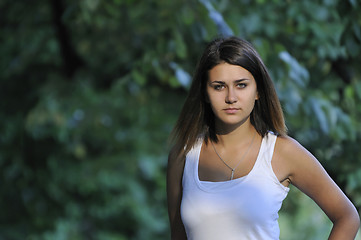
<box><xmin>215</xmin><ymin>113</ymin><xmax>251</xmax><ymax>126</ymax></box>
<box><xmin>218</xmin><ymin>119</ymin><xmax>249</xmax><ymax>127</ymax></box>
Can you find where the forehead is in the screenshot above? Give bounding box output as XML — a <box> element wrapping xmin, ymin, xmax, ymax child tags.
<box><xmin>208</xmin><ymin>63</ymin><xmax>254</xmax><ymax>82</ymax></box>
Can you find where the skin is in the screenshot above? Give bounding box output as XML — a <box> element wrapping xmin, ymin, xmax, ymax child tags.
<box><xmin>167</xmin><ymin>62</ymin><xmax>360</xmax><ymax>239</ymax></box>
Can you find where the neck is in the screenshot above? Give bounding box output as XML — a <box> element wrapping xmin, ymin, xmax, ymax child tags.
<box><xmin>214</xmin><ymin>118</ymin><xmax>256</xmax><ymax>147</ymax></box>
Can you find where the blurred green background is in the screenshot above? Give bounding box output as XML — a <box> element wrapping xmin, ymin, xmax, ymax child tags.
<box><xmin>1</xmin><ymin>0</ymin><xmax>361</xmax><ymax>239</ymax></box>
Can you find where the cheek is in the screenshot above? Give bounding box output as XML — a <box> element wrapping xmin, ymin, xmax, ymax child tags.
<box><xmin>240</xmin><ymin>92</ymin><xmax>258</xmax><ymax>109</ymax></box>
<box><xmin>246</xmin><ymin>86</ymin><xmax>258</xmax><ymax>101</ymax></box>
<box><xmin>208</xmin><ymin>93</ymin><xmax>223</xmax><ymax>106</ymax></box>
<box><xmin>207</xmin><ymin>96</ymin><xmax>222</xmax><ymax>114</ymax></box>
<box><xmin>206</xmin><ymin>89</ymin><xmax>218</xmax><ymax>105</ymax></box>
<box><xmin>208</xmin><ymin>98</ymin><xmax>217</xmax><ymax>111</ymax></box>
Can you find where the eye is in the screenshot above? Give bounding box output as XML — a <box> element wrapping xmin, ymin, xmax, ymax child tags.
<box><xmin>213</xmin><ymin>84</ymin><xmax>225</xmax><ymax>90</ymax></box>
<box><xmin>237</xmin><ymin>83</ymin><xmax>247</xmax><ymax>88</ymax></box>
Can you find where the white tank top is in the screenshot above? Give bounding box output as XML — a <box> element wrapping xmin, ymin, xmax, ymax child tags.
<box><xmin>181</xmin><ymin>132</ymin><xmax>289</xmax><ymax>240</ymax></box>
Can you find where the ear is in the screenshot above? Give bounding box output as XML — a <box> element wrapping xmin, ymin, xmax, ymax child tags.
<box><xmin>255</xmin><ymin>91</ymin><xmax>259</xmax><ymax>100</ymax></box>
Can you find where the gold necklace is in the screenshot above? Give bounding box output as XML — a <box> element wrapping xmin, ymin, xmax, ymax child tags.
<box><xmin>210</xmin><ymin>133</ymin><xmax>256</xmax><ymax>180</ymax></box>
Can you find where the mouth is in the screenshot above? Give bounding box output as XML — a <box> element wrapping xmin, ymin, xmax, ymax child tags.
<box><xmin>223</xmin><ymin>108</ymin><xmax>240</xmax><ymax>114</ymax></box>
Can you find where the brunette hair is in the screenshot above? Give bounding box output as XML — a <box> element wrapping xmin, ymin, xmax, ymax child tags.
<box><xmin>171</xmin><ymin>36</ymin><xmax>287</xmax><ymax>155</ymax></box>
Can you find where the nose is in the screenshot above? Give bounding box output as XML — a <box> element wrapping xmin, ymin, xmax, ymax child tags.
<box><xmin>225</xmin><ymin>88</ymin><xmax>237</xmax><ymax>104</ymax></box>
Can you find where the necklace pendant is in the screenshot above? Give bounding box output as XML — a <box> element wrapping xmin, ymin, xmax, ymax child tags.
<box><xmin>210</xmin><ymin>133</ymin><xmax>256</xmax><ymax>182</ymax></box>
<box><xmin>231</xmin><ymin>169</ymin><xmax>235</xmax><ymax>180</ymax></box>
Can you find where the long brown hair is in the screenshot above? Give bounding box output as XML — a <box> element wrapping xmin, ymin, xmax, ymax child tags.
<box><xmin>171</xmin><ymin>36</ymin><xmax>287</xmax><ymax>156</ymax></box>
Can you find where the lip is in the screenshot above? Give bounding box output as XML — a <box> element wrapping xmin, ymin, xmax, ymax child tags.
<box><xmin>223</xmin><ymin>108</ymin><xmax>240</xmax><ymax>114</ymax></box>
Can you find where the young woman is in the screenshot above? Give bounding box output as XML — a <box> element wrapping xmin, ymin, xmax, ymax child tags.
<box><xmin>167</xmin><ymin>36</ymin><xmax>360</xmax><ymax>240</ymax></box>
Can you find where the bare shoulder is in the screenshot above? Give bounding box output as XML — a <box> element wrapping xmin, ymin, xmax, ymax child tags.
<box><xmin>273</xmin><ymin>135</ymin><xmax>319</xmax><ymax>184</ymax></box>
<box><xmin>274</xmin><ymin>135</ymin><xmax>333</xmax><ymax>189</ymax></box>
<box><xmin>274</xmin><ymin>135</ymin><xmax>314</xmax><ymax>164</ymax></box>
<box><xmin>167</xmin><ymin>143</ymin><xmax>186</xmax><ymax>199</ymax></box>
<box><xmin>167</xmin><ymin>143</ymin><xmax>186</xmax><ymax>187</ymax></box>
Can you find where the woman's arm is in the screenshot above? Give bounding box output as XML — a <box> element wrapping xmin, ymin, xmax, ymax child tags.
<box><xmin>167</xmin><ymin>145</ymin><xmax>187</xmax><ymax>240</ymax></box>
<box><xmin>275</xmin><ymin>136</ymin><xmax>360</xmax><ymax>239</ymax></box>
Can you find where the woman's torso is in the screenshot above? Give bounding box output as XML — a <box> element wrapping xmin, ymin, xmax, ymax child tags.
<box><xmin>181</xmin><ymin>132</ymin><xmax>289</xmax><ymax>240</ymax></box>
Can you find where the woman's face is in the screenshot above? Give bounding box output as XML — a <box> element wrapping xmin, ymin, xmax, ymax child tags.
<box><xmin>206</xmin><ymin>62</ymin><xmax>258</xmax><ymax>130</ymax></box>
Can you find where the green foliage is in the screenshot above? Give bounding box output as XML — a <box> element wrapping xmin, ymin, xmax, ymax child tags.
<box><xmin>0</xmin><ymin>0</ymin><xmax>360</xmax><ymax>239</ymax></box>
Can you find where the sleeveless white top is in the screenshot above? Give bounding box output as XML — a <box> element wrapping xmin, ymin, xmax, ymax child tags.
<box><xmin>181</xmin><ymin>132</ymin><xmax>289</xmax><ymax>240</ymax></box>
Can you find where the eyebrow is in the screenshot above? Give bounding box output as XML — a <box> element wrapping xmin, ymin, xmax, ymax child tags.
<box><xmin>210</xmin><ymin>78</ymin><xmax>250</xmax><ymax>84</ymax></box>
